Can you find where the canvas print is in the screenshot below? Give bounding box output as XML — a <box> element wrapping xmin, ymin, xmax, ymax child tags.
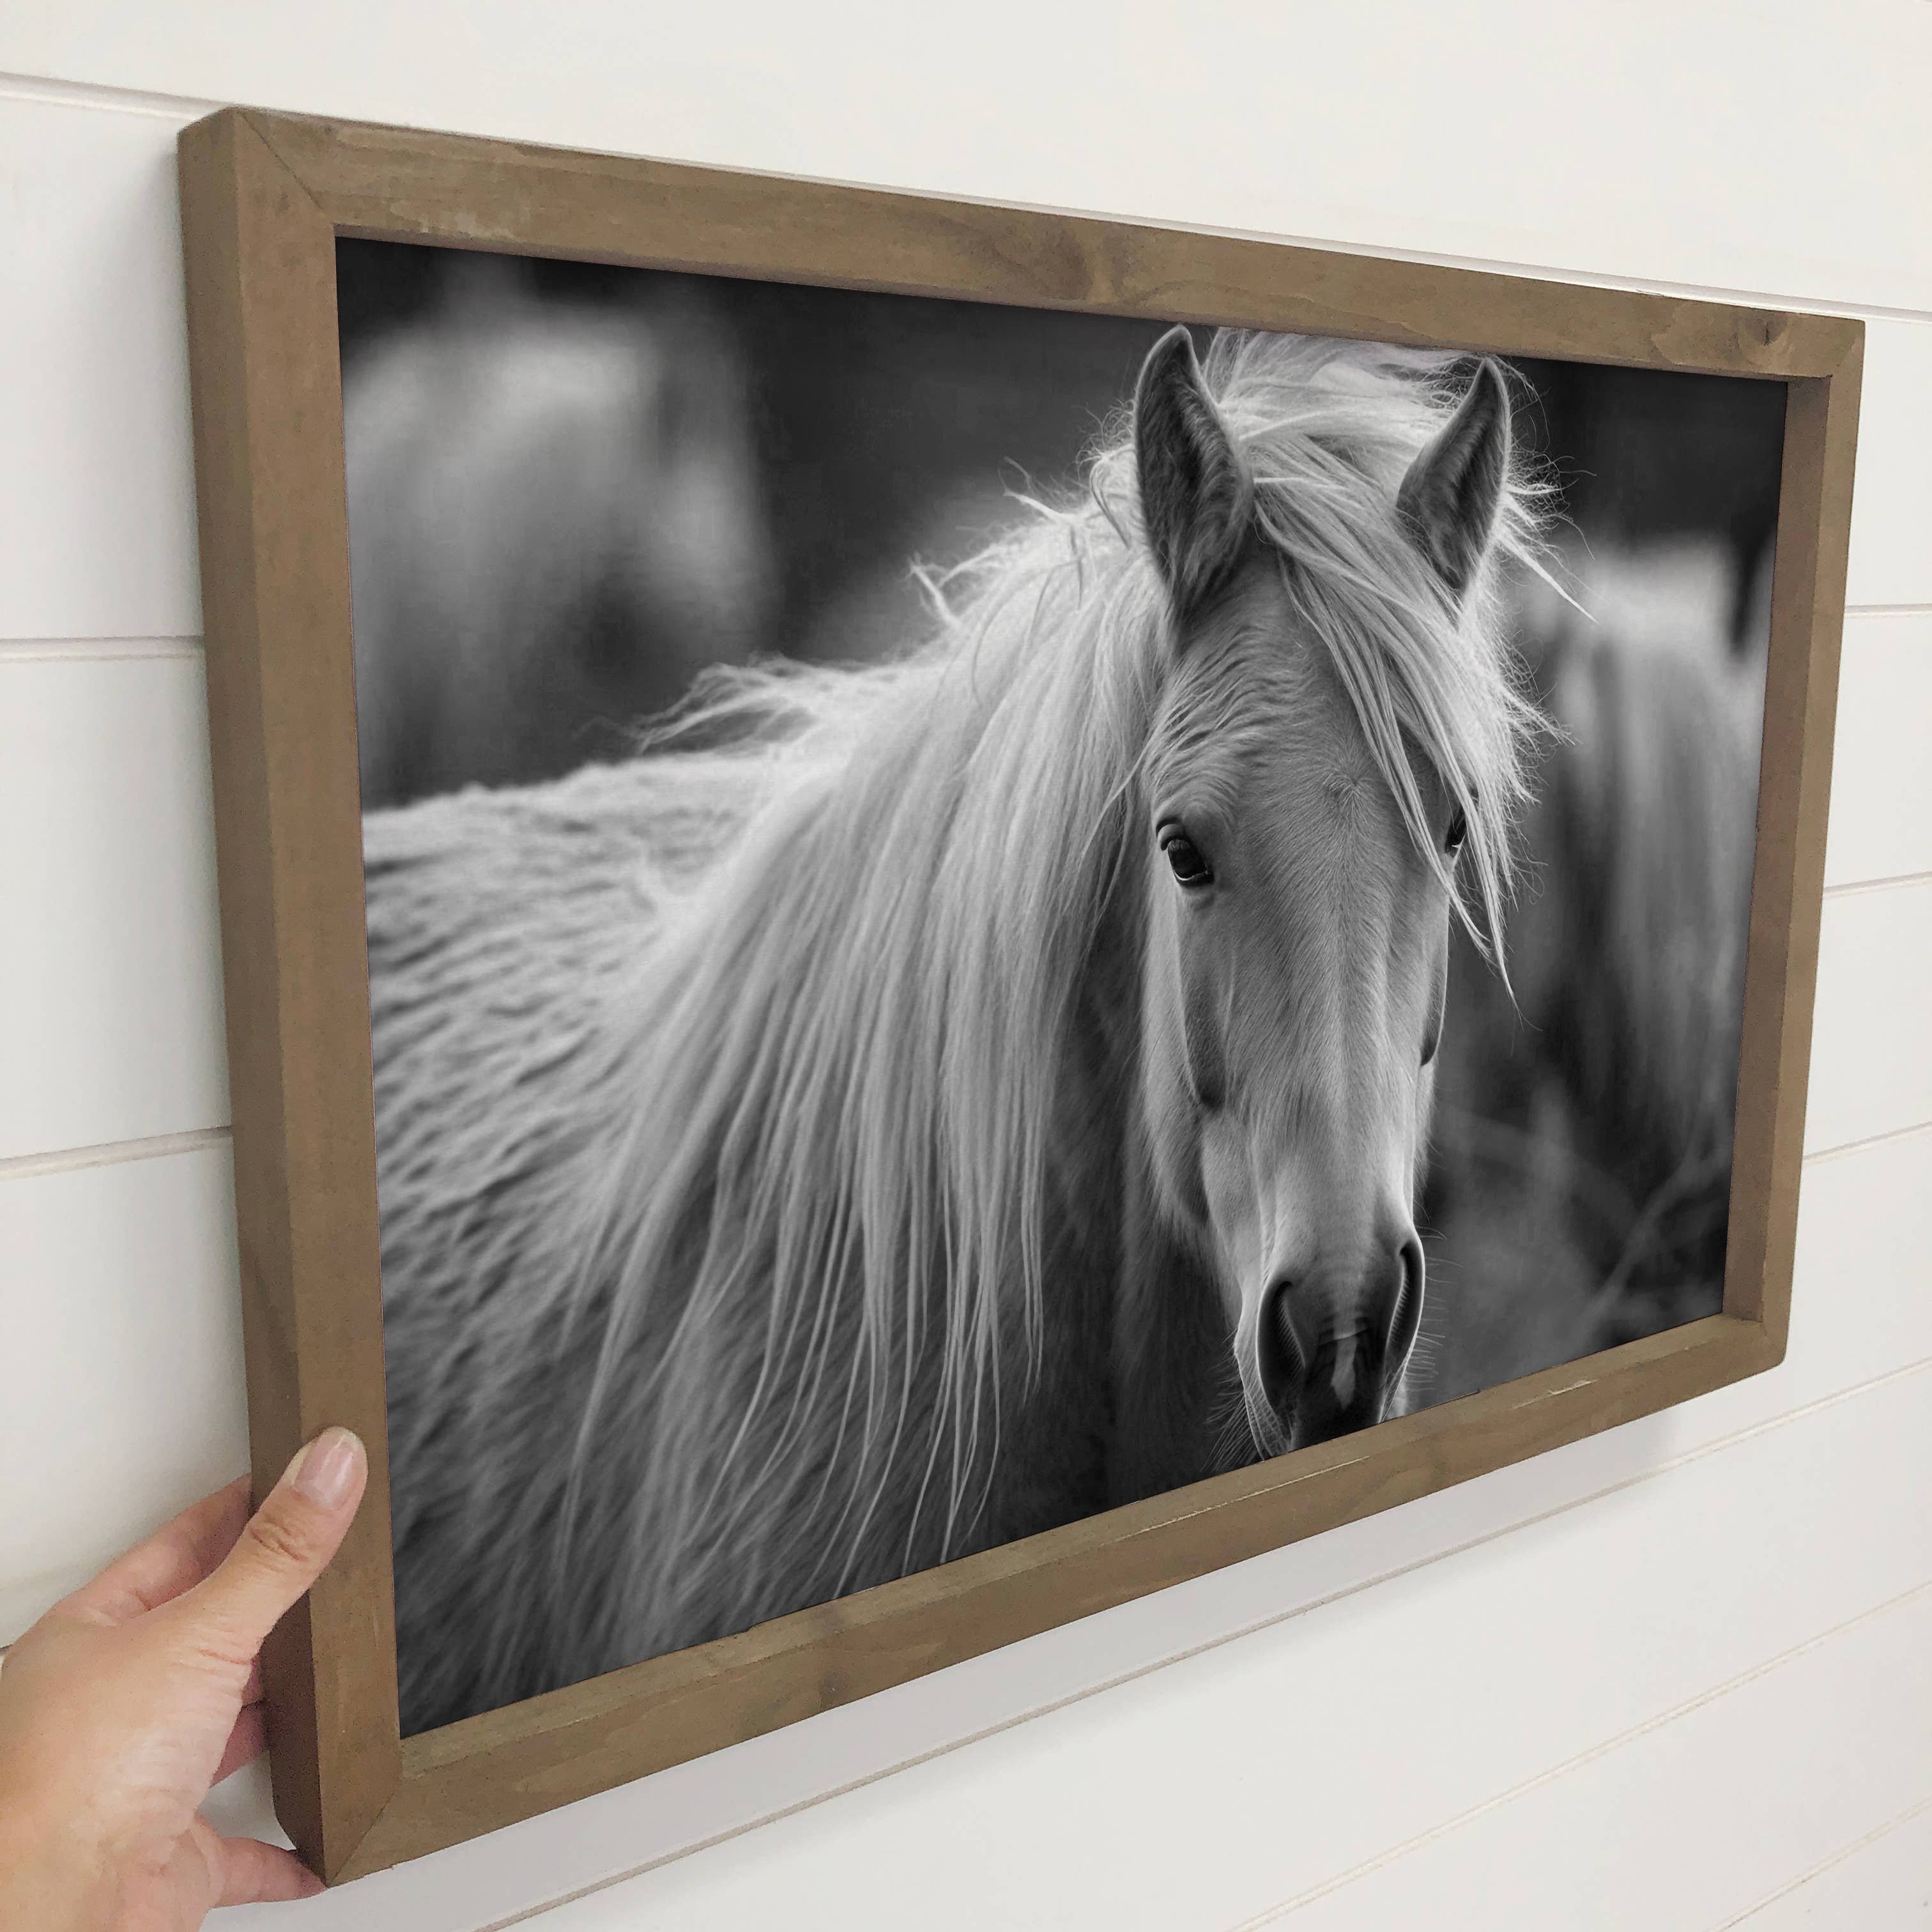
<box><xmin>337</xmin><ymin>241</ymin><xmax>1782</xmax><ymax>1735</ymax></box>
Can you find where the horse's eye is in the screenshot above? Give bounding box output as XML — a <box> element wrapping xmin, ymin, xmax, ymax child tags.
<box><xmin>1159</xmin><ymin>824</ymin><xmax>1214</xmax><ymax>887</ymax></box>
<box><xmin>1445</xmin><ymin>808</ymin><xmax>1468</xmax><ymax>855</ymax></box>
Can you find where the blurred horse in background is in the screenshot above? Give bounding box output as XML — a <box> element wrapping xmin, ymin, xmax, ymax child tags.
<box><xmin>1415</xmin><ymin>546</ymin><xmax>1765</xmax><ymax>1400</ymax></box>
<box><xmin>344</xmin><ymin>257</ymin><xmax>774</xmax><ymax>807</ymax></box>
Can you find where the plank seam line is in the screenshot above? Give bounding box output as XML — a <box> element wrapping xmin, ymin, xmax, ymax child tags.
<box><xmin>1821</xmin><ymin>867</ymin><xmax>1932</xmax><ymax>901</ymax></box>
<box><xmin>1844</xmin><ymin>603</ymin><xmax>1932</xmax><ymax>618</ymax></box>
<box><xmin>1225</xmin><ymin>1574</ymin><xmax>1932</xmax><ymax>1931</ymax></box>
<box><xmin>0</xmin><ymin>637</ymin><xmax>203</xmax><ymax>663</ymax></box>
<box><xmin>1804</xmin><ymin>1115</ymin><xmax>1932</xmax><ymax>1167</ymax></box>
<box><xmin>0</xmin><ymin>1128</ymin><xmax>230</xmax><ymax>1183</ymax></box>
<box><xmin>3</xmin><ymin>68</ymin><xmax>1932</xmax><ymax>329</ymax></box>
<box><xmin>0</xmin><ymin>70</ymin><xmax>213</xmax><ymax>120</ymax></box>
<box><xmin>462</xmin><ymin>1354</ymin><xmax>1932</xmax><ymax>1931</ymax></box>
<box><xmin>1704</xmin><ymin>1791</ymin><xmax>1932</xmax><ymax>1931</ymax></box>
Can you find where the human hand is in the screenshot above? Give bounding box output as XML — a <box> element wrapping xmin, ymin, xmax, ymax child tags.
<box><xmin>0</xmin><ymin>1429</ymin><xmax>367</xmax><ymax>1929</ymax></box>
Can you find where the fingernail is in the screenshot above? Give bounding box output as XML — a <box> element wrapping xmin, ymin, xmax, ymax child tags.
<box><xmin>292</xmin><ymin>1427</ymin><xmax>363</xmax><ymax>1510</ymax></box>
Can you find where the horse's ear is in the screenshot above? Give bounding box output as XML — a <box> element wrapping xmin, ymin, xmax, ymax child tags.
<box><xmin>1135</xmin><ymin>326</ymin><xmax>1252</xmax><ymax>620</ymax></box>
<box><xmin>1396</xmin><ymin>359</ymin><xmax>1513</xmax><ymax>597</ymax></box>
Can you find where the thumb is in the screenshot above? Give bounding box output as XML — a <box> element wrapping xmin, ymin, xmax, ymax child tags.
<box><xmin>181</xmin><ymin>1429</ymin><xmax>367</xmax><ymax>1656</ymax></box>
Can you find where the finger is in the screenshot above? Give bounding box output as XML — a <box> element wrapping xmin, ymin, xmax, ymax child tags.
<box><xmin>211</xmin><ymin>1699</ymin><xmax>270</xmax><ymax>1786</ymax></box>
<box><xmin>210</xmin><ymin>1832</ymin><xmax>325</xmax><ymax>1906</ymax></box>
<box><xmin>58</xmin><ymin>1476</ymin><xmax>253</xmax><ymax>1626</ymax></box>
<box><xmin>169</xmin><ymin>1429</ymin><xmax>367</xmax><ymax>1660</ymax></box>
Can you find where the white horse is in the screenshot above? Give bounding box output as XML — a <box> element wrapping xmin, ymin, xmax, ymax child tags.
<box><xmin>344</xmin><ymin>263</ymin><xmax>772</xmax><ymax>806</ymax></box>
<box><xmin>367</xmin><ymin>326</ymin><xmax>1544</xmax><ymax>1732</ymax></box>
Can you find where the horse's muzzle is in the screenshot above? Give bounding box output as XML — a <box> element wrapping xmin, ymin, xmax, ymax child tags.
<box><xmin>1258</xmin><ymin>1235</ymin><xmax>1424</xmax><ymax>1448</ymax></box>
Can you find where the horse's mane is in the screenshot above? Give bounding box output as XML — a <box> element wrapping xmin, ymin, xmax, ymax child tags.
<box><xmin>558</xmin><ymin>330</ymin><xmax>1548</xmax><ymax>1653</ymax></box>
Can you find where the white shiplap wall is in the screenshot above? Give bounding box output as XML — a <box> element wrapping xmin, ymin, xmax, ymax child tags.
<box><xmin>1</xmin><ymin>7</ymin><xmax>1928</xmax><ymax>1925</ymax></box>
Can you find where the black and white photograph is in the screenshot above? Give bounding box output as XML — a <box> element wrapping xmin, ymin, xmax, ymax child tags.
<box><xmin>339</xmin><ymin>241</ymin><xmax>1784</xmax><ymax>1735</ymax></box>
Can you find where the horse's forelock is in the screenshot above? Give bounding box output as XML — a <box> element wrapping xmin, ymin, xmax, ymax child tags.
<box><xmin>1209</xmin><ymin>334</ymin><xmax>1551</xmax><ymax>966</ymax></box>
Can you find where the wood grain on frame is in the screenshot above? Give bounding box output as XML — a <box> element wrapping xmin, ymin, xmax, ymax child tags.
<box><xmin>178</xmin><ymin>110</ymin><xmax>401</xmax><ymax>1873</ymax></box>
<box><xmin>175</xmin><ymin>104</ymin><xmax>1862</xmax><ymax>1883</ymax></box>
<box><xmin>1725</xmin><ymin>359</ymin><xmax>1862</xmax><ymax>1350</ymax></box>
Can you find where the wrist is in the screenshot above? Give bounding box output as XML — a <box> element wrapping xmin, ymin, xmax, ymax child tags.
<box><xmin>0</xmin><ymin>1779</ymin><xmax>114</xmax><ymax>1932</ymax></box>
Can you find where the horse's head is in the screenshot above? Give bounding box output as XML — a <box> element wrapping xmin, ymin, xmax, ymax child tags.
<box><xmin>1130</xmin><ymin>327</ymin><xmax>1515</xmax><ymax>1457</ymax></box>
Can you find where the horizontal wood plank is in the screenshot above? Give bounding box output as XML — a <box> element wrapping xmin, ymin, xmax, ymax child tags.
<box><xmin>1736</xmin><ymin>1801</ymin><xmax>1932</xmax><ymax>1929</ymax></box>
<box><xmin>1845</xmin><ymin>319</ymin><xmax>1932</xmax><ymax>609</ymax></box>
<box><xmin>0</xmin><ymin>652</ymin><xmax>227</xmax><ymax>1158</ymax></box>
<box><xmin>0</xmin><ymin>1146</ymin><xmax>247</xmax><ymax>1644</ymax></box>
<box><xmin>1805</xmin><ymin>882</ymin><xmax>1932</xmax><ymax>1153</ymax></box>
<box><xmin>1823</xmin><ymin>612</ymin><xmax>1932</xmax><ymax>888</ymax></box>
<box><xmin>0</xmin><ymin>91</ymin><xmax>203</xmax><ymax>640</ymax></box>
<box><xmin>1268</xmin><ymin>1582</ymin><xmax>1932</xmax><ymax>1931</ymax></box>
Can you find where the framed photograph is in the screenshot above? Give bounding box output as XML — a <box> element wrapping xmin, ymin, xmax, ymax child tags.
<box><xmin>177</xmin><ymin>107</ymin><xmax>1860</xmax><ymax>1883</ymax></box>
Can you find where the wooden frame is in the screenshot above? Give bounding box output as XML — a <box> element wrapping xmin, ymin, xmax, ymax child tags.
<box><xmin>176</xmin><ymin>105</ymin><xmax>1860</xmax><ymax>1884</ymax></box>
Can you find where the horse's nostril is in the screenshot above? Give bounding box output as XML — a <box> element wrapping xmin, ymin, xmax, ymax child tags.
<box><xmin>1257</xmin><ymin>1276</ymin><xmax>1301</xmax><ymax>1407</ymax></box>
<box><xmin>1259</xmin><ymin>1236</ymin><xmax>1425</xmax><ymax>1448</ymax></box>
